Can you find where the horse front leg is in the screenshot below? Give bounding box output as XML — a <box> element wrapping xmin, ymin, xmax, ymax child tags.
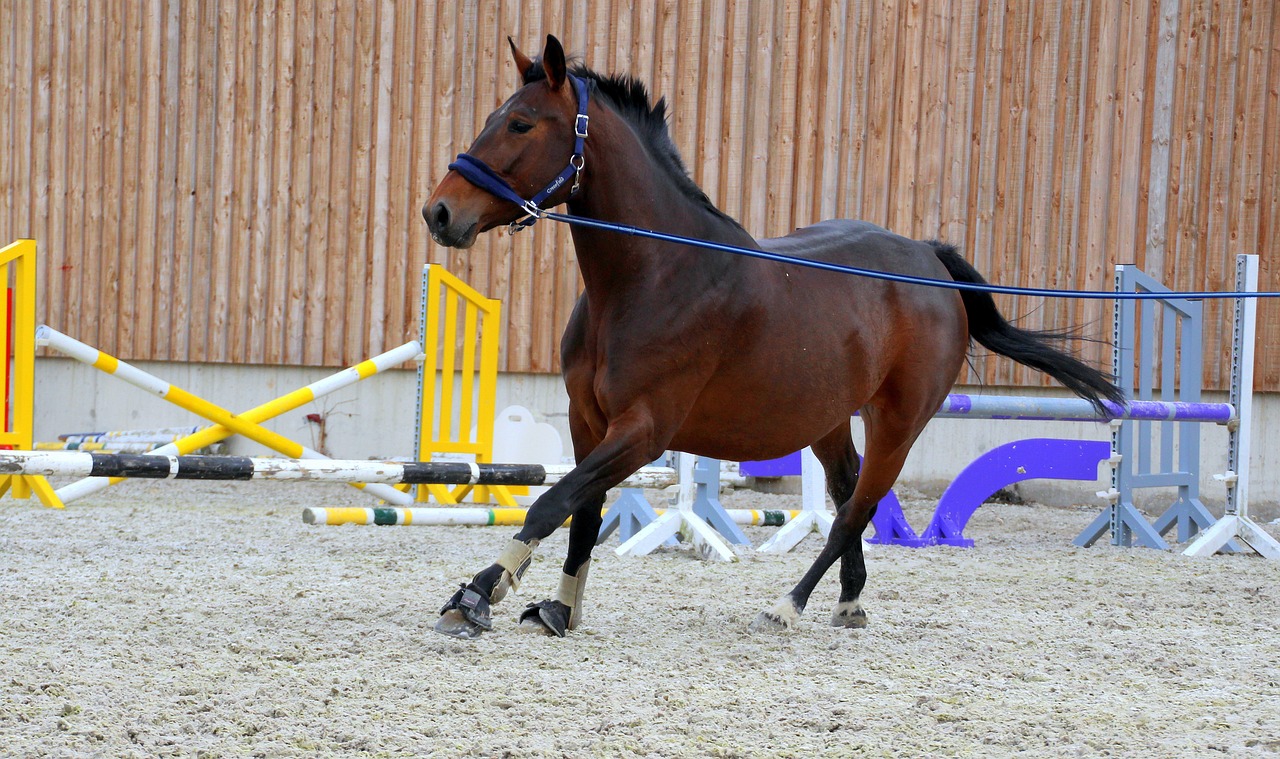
<box><xmin>517</xmin><ymin>405</ymin><xmax>605</xmax><ymax>637</ymax></box>
<box><xmin>434</xmin><ymin>411</ymin><xmax>662</xmax><ymax>639</ymax></box>
<box><xmin>517</xmin><ymin>492</ymin><xmax>604</xmax><ymax>636</ymax></box>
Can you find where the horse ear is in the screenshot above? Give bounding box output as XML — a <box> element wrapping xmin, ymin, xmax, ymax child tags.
<box><xmin>508</xmin><ymin>36</ymin><xmax>534</xmax><ymax>82</ymax></box>
<box><xmin>541</xmin><ymin>34</ymin><xmax>567</xmax><ymax>90</ymax></box>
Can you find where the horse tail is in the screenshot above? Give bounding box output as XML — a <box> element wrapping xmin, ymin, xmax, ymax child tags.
<box><xmin>929</xmin><ymin>240</ymin><xmax>1125</xmax><ymax>411</ymax></box>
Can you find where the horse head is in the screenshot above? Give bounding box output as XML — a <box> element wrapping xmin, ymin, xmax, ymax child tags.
<box><xmin>424</xmin><ymin>34</ymin><xmax>584</xmax><ymax>248</ymax></box>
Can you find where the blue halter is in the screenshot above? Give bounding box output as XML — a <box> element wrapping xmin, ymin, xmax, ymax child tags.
<box><xmin>447</xmin><ymin>73</ymin><xmax>590</xmax><ymax>232</ymax></box>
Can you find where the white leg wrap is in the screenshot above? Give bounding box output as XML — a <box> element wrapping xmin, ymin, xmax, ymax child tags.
<box><xmin>554</xmin><ymin>559</ymin><xmax>590</xmax><ymax>630</ymax></box>
<box><xmin>489</xmin><ymin>538</ymin><xmax>538</xmax><ymax>604</ymax></box>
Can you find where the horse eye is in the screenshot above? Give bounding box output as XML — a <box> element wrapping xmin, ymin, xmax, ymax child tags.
<box><xmin>509</xmin><ymin>120</ymin><xmax>534</xmax><ymax>134</ymax></box>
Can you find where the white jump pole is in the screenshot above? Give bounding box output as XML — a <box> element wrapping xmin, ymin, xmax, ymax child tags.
<box><xmin>0</xmin><ymin>450</ymin><xmax>677</xmax><ymax>489</ymax></box>
<box><xmin>302</xmin><ymin>505</ymin><xmax>802</xmax><ymax>527</ymax></box>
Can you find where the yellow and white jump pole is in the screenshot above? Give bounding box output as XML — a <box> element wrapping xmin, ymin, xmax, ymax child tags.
<box><xmin>40</xmin><ymin>325</ymin><xmax>422</xmax><ymax>506</ymax></box>
<box><xmin>302</xmin><ymin>505</ymin><xmax>801</xmax><ymax>528</ymax></box>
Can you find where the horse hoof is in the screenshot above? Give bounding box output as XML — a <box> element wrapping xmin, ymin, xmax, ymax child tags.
<box><xmin>434</xmin><ymin>609</ymin><xmax>487</xmax><ymax>639</ymax></box>
<box><xmin>830</xmin><ymin>602</ymin><xmax>869</xmax><ymax>629</ymax></box>
<box><xmin>518</xmin><ymin>600</ymin><xmax>571</xmax><ymax>638</ymax></box>
<box><xmin>749</xmin><ymin>610</ymin><xmax>794</xmax><ymax>633</ymax></box>
<box><xmin>749</xmin><ymin>596</ymin><xmax>801</xmax><ymax>633</ymax></box>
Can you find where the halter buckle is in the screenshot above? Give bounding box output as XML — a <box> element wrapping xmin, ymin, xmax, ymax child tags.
<box><xmin>507</xmin><ymin>200</ymin><xmax>544</xmax><ymax>234</ymax></box>
<box><xmin>570</xmin><ymin>154</ymin><xmax>586</xmax><ymax>195</ymax></box>
<box><xmin>575</xmin><ymin>114</ymin><xmax>590</xmax><ymax>138</ymax></box>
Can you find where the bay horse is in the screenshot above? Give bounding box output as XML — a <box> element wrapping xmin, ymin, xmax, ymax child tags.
<box><xmin>423</xmin><ymin>35</ymin><xmax>1122</xmax><ymax>639</ymax></box>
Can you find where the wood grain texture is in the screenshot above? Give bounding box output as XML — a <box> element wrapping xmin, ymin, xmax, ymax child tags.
<box><xmin>2</xmin><ymin>0</ymin><xmax>1276</xmax><ymax>392</ymax></box>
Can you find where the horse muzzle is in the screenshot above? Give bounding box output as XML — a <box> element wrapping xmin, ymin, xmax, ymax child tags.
<box><xmin>423</xmin><ymin>199</ymin><xmax>480</xmax><ymax>249</ymax></box>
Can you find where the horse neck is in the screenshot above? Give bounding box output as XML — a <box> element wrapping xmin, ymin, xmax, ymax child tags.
<box><xmin>564</xmin><ymin>106</ymin><xmax>755</xmax><ymax>297</ymax></box>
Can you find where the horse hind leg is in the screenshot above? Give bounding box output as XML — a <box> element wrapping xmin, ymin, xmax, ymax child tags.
<box><xmin>805</xmin><ymin>425</ymin><xmax>871</xmax><ymax>629</ymax></box>
<box><xmin>807</xmin><ymin>425</ymin><xmax>876</xmax><ymax>629</ymax></box>
<box><xmin>751</xmin><ymin>409</ymin><xmax>921</xmax><ymax>633</ymax></box>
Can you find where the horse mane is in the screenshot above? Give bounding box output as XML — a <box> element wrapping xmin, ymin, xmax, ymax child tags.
<box><xmin>521</xmin><ymin>59</ymin><xmax>747</xmax><ymax>233</ymax></box>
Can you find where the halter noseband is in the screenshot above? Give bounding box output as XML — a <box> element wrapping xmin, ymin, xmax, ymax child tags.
<box><xmin>447</xmin><ymin>73</ymin><xmax>590</xmax><ymax>233</ymax></box>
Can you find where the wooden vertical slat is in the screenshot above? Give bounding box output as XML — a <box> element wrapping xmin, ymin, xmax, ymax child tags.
<box><xmin>719</xmin><ymin>0</ymin><xmax>749</xmax><ymax>224</ymax></box>
<box><xmin>914</xmin><ymin>0</ymin><xmax>950</xmax><ymax>238</ymax></box>
<box><xmin>941</xmin><ymin>0</ymin><xmax>978</xmax><ymax>244</ymax></box>
<box><xmin>836</xmin><ymin>1</ymin><xmax>872</xmax><ymax>221</ymax></box>
<box><xmin>811</xmin><ymin>0</ymin><xmax>844</xmax><ymax>222</ymax></box>
<box><xmin>265</xmin><ymin>0</ymin><xmax>294</xmax><ymax>363</ymax></box>
<box><xmin>61</xmin><ymin>0</ymin><xmax>88</xmax><ymax>340</ymax></box>
<box><xmin>368</xmin><ymin>0</ymin><xmax>396</xmax><ymax>356</ymax></box>
<box><xmin>203</xmin><ymin>0</ymin><xmax>239</xmax><ymax>362</ymax></box>
<box><xmin>382</xmin><ymin>0</ymin><xmax>416</xmax><ymax>351</ymax></box>
<box><xmin>304</xmin><ymin>2</ymin><xmax>336</xmax><ymax>366</ymax></box>
<box><xmin>697</xmin><ymin>0</ymin><xmax>727</xmax><ymax>205</ymax></box>
<box><xmin>115</xmin><ymin>1</ymin><xmax>142</xmax><ymax>357</ymax></box>
<box><xmin>671</xmin><ymin>2</ymin><xmax>703</xmax><ymax>208</ymax></box>
<box><xmin>1077</xmin><ymin>0</ymin><xmax>1122</xmax><ymax>383</ymax></box>
<box><xmin>1168</xmin><ymin>0</ymin><xmax>1205</xmax><ymax>296</ymax></box>
<box><xmin>0</xmin><ymin>2</ymin><xmax>11</xmax><ymax>238</ymax></box>
<box><xmin>247</xmin><ymin>0</ymin><xmax>277</xmax><ymax>364</ymax></box>
<box><xmin>991</xmin><ymin>2</ymin><xmax>1031</xmax><ymax>385</ymax></box>
<box><xmin>133</xmin><ymin>1</ymin><xmax>163</xmax><ymax>359</ymax></box>
<box><xmin>285</xmin><ymin>1</ymin><xmax>316</xmax><ymax>364</ymax></box>
<box><xmin>1015</xmin><ymin>1</ymin><xmax>1064</xmax><ymax>384</ymax></box>
<box><xmin>150</xmin><ymin>1</ymin><xmax>180</xmax><ymax>359</ymax></box>
<box><xmin>764</xmin><ymin>2</ymin><xmax>799</xmax><ymax>236</ymax></box>
<box><xmin>1202</xmin><ymin>2</ymin><xmax>1243</xmax><ymax>389</ymax></box>
<box><xmin>1044</xmin><ymin>0</ymin><xmax>1089</xmax><ymax>357</ymax></box>
<box><xmin>1145</xmin><ymin>0</ymin><xmax>1182</xmax><ymax>279</ymax></box>
<box><xmin>789</xmin><ymin>0</ymin><xmax>820</xmax><ymax>229</ymax></box>
<box><xmin>169</xmin><ymin>0</ymin><xmax>203</xmax><ymax>362</ymax></box>
<box><xmin>321</xmin><ymin>4</ymin><xmax>355</xmax><ymax>367</ymax></box>
<box><xmin>28</xmin><ymin>2</ymin><xmax>48</xmax><ymax>262</ymax></box>
<box><xmin>888</xmin><ymin>0</ymin><xmax>924</xmax><ymax>236</ymax></box>
<box><xmin>1230</xmin><ymin>0</ymin><xmax>1268</xmax><ymax>278</ymax></box>
<box><xmin>342</xmin><ymin>0</ymin><xmax>377</xmax><ymax>364</ymax></box>
<box><xmin>967</xmin><ymin>0</ymin><xmax>1005</xmax><ymax>386</ymax></box>
<box><xmin>863</xmin><ymin>0</ymin><xmax>903</xmax><ymax>229</ymax></box>
<box><xmin>1108</xmin><ymin>0</ymin><xmax>1154</xmax><ymax>273</ymax></box>
<box><xmin>741</xmin><ymin>5</ymin><xmax>774</xmax><ymax>234</ymax></box>
<box><xmin>411</xmin><ymin>0</ymin><xmax>441</xmax><ymax>368</ymax></box>
<box><xmin>43</xmin><ymin>1</ymin><xmax>66</xmax><ymax>334</ymax></box>
<box><xmin>97</xmin><ymin>1</ymin><xmax>124</xmax><ymax>356</ymax></box>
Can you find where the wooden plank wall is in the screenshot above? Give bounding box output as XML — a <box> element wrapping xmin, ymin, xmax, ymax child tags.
<box><xmin>0</xmin><ymin>0</ymin><xmax>1276</xmax><ymax>391</ymax></box>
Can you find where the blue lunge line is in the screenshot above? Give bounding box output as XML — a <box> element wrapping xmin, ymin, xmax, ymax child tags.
<box><xmin>444</xmin><ymin>74</ymin><xmax>1273</xmax><ymax>302</ymax></box>
<box><xmin>540</xmin><ymin>211</ymin><xmax>1274</xmax><ymax>302</ymax></box>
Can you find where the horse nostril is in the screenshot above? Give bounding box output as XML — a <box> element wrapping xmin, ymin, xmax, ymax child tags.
<box><xmin>431</xmin><ymin>201</ymin><xmax>451</xmax><ymax>231</ymax></box>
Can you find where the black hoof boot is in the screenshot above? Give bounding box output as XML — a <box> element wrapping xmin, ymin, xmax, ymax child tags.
<box><xmin>434</xmin><ymin>583</ymin><xmax>493</xmax><ymax>639</ymax></box>
<box><xmin>518</xmin><ymin>600</ymin><xmax>572</xmax><ymax>637</ymax></box>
